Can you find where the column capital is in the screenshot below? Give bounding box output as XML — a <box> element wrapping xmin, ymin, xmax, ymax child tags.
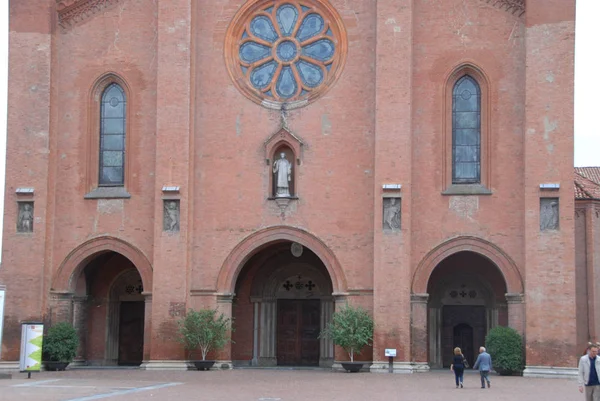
<box><xmin>505</xmin><ymin>293</ymin><xmax>524</xmax><ymax>304</ymax></box>
<box><xmin>217</xmin><ymin>293</ymin><xmax>235</xmax><ymax>303</ymax></box>
<box><xmin>411</xmin><ymin>293</ymin><xmax>429</xmax><ymax>304</ymax></box>
<box><xmin>49</xmin><ymin>290</ymin><xmax>74</xmax><ymax>301</ymax></box>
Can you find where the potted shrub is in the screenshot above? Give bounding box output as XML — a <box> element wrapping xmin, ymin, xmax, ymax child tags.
<box><xmin>42</xmin><ymin>322</ymin><xmax>79</xmax><ymax>371</ymax></box>
<box><xmin>177</xmin><ymin>308</ymin><xmax>232</xmax><ymax>371</ymax></box>
<box><xmin>319</xmin><ymin>305</ymin><xmax>374</xmax><ymax>373</ymax></box>
<box><xmin>485</xmin><ymin>326</ymin><xmax>524</xmax><ymax>376</ymax></box>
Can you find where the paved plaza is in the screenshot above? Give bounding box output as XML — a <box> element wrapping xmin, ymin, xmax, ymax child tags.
<box><xmin>0</xmin><ymin>369</ymin><xmax>581</xmax><ymax>401</ymax></box>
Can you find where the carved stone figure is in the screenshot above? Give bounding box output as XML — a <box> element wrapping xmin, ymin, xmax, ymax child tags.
<box><xmin>540</xmin><ymin>198</ymin><xmax>559</xmax><ymax>231</ymax></box>
<box><xmin>383</xmin><ymin>198</ymin><xmax>401</xmax><ymax>231</ymax></box>
<box><xmin>17</xmin><ymin>203</ymin><xmax>34</xmax><ymax>233</ymax></box>
<box><xmin>273</xmin><ymin>152</ymin><xmax>292</xmax><ymax>197</ymax></box>
<box><xmin>163</xmin><ymin>201</ymin><xmax>180</xmax><ymax>232</ymax></box>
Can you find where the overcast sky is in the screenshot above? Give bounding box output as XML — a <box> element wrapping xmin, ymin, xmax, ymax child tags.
<box><xmin>0</xmin><ymin>2</ymin><xmax>597</xmax><ymax>260</ymax></box>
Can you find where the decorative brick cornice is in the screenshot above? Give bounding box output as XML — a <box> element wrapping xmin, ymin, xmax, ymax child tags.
<box><xmin>483</xmin><ymin>0</ymin><xmax>525</xmax><ymax>17</ymax></box>
<box><xmin>56</xmin><ymin>0</ymin><xmax>122</xmax><ymax>29</ymax></box>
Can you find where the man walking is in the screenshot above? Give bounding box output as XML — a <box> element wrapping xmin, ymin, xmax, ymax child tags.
<box><xmin>578</xmin><ymin>343</ymin><xmax>600</xmax><ymax>400</ymax></box>
<box><xmin>473</xmin><ymin>346</ymin><xmax>492</xmax><ymax>389</ymax></box>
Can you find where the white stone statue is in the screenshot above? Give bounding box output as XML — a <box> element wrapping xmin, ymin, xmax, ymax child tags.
<box><xmin>164</xmin><ymin>201</ymin><xmax>180</xmax><ymax>232</ymax></box>
<box><xmin>273</xmin><ymin>152</ymin><xmax>292</xmax><ymax>197</ymax></box>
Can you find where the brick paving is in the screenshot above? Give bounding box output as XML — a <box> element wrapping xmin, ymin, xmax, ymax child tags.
<box><xmin>0</xmin><ymin>369</ymin><xmax>581</xmax><ymax>401</ymax></box>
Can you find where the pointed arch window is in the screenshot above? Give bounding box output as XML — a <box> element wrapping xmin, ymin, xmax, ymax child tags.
<box><xmin>99</xmin><ymin>83</ymin><xmax>126</xmax><ymax>186</ymax></box>
<box><xmin>452</xmin><ymin>75</ymin><xmax>481</xmax><ymax>184</ymax></box>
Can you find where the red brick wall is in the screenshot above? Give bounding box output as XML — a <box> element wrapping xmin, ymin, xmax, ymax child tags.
<box><xmin>0</xmin><ymin>0</ymin><xmax>579</xmax><ymax>368</ymax></box>
<box><xmin>524</xmin><ymin>0</ymin><xmax>577</xmax><ymax>366</ymax></box>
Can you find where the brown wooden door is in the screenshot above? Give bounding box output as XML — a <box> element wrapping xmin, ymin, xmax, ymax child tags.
<box><xmin>453</xmin><ymin>323</ymin><xmax>474</xmax><ymax>366</ymax></box>
<box><xmin>277</xmin><ymin>300</ymin><xmax>320</xmax><ymax>366</ymax></box>
<box><xmin>118</xmin><ymin>301</ymin><xmax>145</xmax><ymax>365</ymax></box>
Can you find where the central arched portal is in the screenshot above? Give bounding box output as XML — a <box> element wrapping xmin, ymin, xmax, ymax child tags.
<box><xmin>231</xmin><ymin>241</ymin><xmax>335</xmax><ymax>367</ymax></box>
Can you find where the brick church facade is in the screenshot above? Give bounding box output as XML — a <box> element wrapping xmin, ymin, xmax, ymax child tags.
<box><xmin>0</xmin><ymin>0</ymin><xmax>595</xmax><ymax>375</ymax></box>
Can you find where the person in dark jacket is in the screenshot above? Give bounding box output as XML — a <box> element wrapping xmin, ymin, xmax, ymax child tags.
<box><xmin>450</xmin><ymin>347</ymin><xmax>466</xmax><ymax>388</ymax></box>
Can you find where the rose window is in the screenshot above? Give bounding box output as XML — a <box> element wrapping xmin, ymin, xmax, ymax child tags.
<box><xmin>225</xmin><ymin>1</ymin><xmax>347</xmax><ymax>108</ymax></box>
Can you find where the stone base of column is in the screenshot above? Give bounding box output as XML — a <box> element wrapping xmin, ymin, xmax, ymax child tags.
<box><xmin>141</xmin><ymin>360</ymin><xmax>190</xmax><ymax>371</ymax></box>
<box><xmin>256</xmin><ymin>357</ymin><xmax>277</xmax><ymax>367</ymax></box>
<box><xmin>319</xmin><ymin>357</ymin><xmax>334</xmax><ymax>368</ymax></box>
<box><xmin>69</xmin><ymin>359</ymin><xmax>87</xmax><ymax>367</ymax></box>
<box><xmin>522</xmin><ymin>366</ymin><xmax>578</xmax><ymax>378</ymax></box>
<box><xmin>370</xmin><ymin>361</ymin><xmax>430</xmax><ymax>373</ymax></box>
<box><xmin>0</xmin><ymin>361</ymin><xmax>19</xmax><ymax>371</ymax></box>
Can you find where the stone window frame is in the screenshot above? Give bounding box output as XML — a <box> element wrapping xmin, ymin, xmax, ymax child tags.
<box><xmin>442</xmin><ymin>63</ymin><xmax>492</xmax><ymax>196</ymax></box>
<box><xmin>224</xmin><ymin>0</ymin><xmax>348</xmax><ymax>109</ymax></box>
<box><xmin>84</xmin><ymin>73</ymin><xmax>132</xmax><ymax>199</ymax></box>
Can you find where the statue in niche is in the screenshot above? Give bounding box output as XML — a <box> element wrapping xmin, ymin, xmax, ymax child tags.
<box><xmin>540</xmin><ymin>198</ymin><xmax>559</xmax><ymax>231</ymax></box>
<box><xmin>273</xmin><ymin>152</ymin><xmax>292</xmax><ymax>198</ymax></box>
<box><xmin>383</xmin><ymin>198</ymin><xmax>401</xmax><ymax>231</ymax></box>
<box><xmin>163</xmin><ymin>200</ymin><xmax>180</xmax><ymax>232</ymax></box>
<box><xmin>17</xmin><ymin>203</ymin><xmax>33</xmax><ymax>232</ymax></box>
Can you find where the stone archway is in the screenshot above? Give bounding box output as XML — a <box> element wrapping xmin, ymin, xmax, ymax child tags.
<box><xmin>230</xmin><ymin>240</ymin><xmax>338</xmax><ymax>367</ymax></box>
<box><xmin>410</xmin><ymin>237</ymin><xmax>524</xmax><ymax>366</ymax></box>
<box><xmin>50</xmin><ymin>237</ymin><xmax>153</xmax><ymax>366</ymax></box>
<box><xmin>217</xmin><ymin>226</ymin><xmax>347</xmax><ymax>295</ymax></box>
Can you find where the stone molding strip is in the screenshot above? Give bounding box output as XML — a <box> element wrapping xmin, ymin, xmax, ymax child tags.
<box><xmin>56</xmin><ymin>0</ymin><xmax>122</xmax><ymax>29</ymax></box>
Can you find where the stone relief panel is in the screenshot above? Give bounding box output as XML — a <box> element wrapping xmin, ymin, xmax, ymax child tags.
<box><xmin>17</xmin><ymin>202</ymin><xmax>34</xmax><ymax>233</ymax></box>
<box><xmin>540</xmin><ymin>198</ymin><xmax>559</xmax><ymax>231</ymax></box>
<box><xmin>383</xmin><ymin>198</ymin><xmax>401</xmax><ymax>231</ymax></box>
<box><xmin>163</xmin><ymin>200</ymin><xmax>180</xmax><ymax>232</ymax></box>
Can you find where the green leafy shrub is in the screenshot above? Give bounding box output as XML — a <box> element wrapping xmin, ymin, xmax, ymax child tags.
<box><xmin>43</xmin><ymin>322</ymin><xmax>79</xmax><ymax>363</ymax></box>
<box><xmin>319</xmin><ymin>305</ymin><xmax>374</xmax><ymax>362</ymax></box>
<box><xmin>485</xmin><ymin>326</ymin><xmax>523</xmax><ymax>375</ymax></box>
<box><xmin>177</xmin><ymin>309</ymin><xmax>233</xmax><ymax>360</ymax></box>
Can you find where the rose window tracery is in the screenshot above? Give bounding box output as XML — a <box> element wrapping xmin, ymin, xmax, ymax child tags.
<box><xmin>225</xmin><ymin>1</ymin><xmax>347</xmax><ymax>108</ymax></box>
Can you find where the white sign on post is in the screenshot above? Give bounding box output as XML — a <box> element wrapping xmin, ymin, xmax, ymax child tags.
<box><xmin>19</xmin><ymin>323</ymin><xmax>44</xmax><ymax>372</ymax></box>
<box><xmin>0</xmin><ymin>286</ymin><xmax>5</xmax><ymax>360</ymax></box>
<box><xmin>385</xmin><ymin>348</ymin><xmax>397</xmax><ymax>357</ymax></box>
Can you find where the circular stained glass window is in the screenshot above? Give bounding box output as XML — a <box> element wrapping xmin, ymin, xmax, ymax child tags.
<box><xmin>225</xmin><ymin>0</ymin><xmax>347</xmax><ymax>108</ymax></box>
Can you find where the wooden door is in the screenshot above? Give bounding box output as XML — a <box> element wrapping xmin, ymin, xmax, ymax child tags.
<box><xmin>277</xmin><ymin>300</ymin><xmax>320</xmax><ymax>366</ymax></box>
<box><xmin>453</xmin><ymin>323</ymin><xmax>474</xmax><ymax>366</ymax></box>
<box><xmin>118</xmin><ymin>301</ymin><xmax>145</xmax><ymax>365</ymax></box>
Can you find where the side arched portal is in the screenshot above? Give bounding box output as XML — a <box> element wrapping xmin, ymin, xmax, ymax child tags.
<box><xmin>51</xmin><ymin>237</ymin><xmax>152</xmax><ymax>366</ymax></box>
<box><xmin>411</xmin><ymin>237</ymin><xmax>524</xmax><ymax>367</ymax></box>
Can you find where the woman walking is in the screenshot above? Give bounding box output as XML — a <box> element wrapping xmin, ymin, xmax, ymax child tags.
<box><xmin>450</xmin><ymin>347</ymin><xmax>466</xmax><ymax>388</ymax></box>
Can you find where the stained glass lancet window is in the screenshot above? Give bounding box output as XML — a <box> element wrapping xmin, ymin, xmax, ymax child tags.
<box><xmin>225</xmin><ymin>1</ymin><xmax>347</xmax><ymax>107</ymax></box>
<box><xmin>99</xmin><ymin>83</ymin><xmax>126</xmax><ymax>186</ymax></box>
<box><xmin>452</xmin><ymin>75</ymin><xmax>481</xmax><ymax>184</ymax></box>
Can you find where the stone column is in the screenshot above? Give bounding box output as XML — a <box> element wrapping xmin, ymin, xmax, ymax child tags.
<box><xmin>428</xmin><ymin>306</ymin><xmax>441</xmax><ymax>368</ymax></box>
<box><xmin>142</xmin><ymin>293</ymin><xmax>153</xmax><ymax>363</ymax></box>
<box><xmin>216</xmin><ymin>293</ymin><xmax>234</xmax><ymax>366</ymax></box>
<box><xmin>251</xmin><ymin>300</ymin><xmax>260</xmax><ymax>366</ymax></box>
<box><xmin>319</xmin><ymin>298</ymin><xmax>334</xmax><ymax>367</ymax></box>
<box><xmin>105</xmin><ymin>300</ymin><xmax>120</xmax><ymax>366</ymax></box>
<box><xmin>71</xmin><ymin>296</ymin><xmax>88</xmax><ymax>365</ymax></box>
<box><xmin>506</xmin><ymin>293</ymin><xmax>525</xmax><ymax>336</ymax></box>
<box><xmin>411</xmin><ymin>294</ymin><xmax>429</xmax><ymax>363</ymax></box>
<box><xmin>259</xmin><ymin>299</ymin><xmax>276</xmax><ymax>366</ymax></box>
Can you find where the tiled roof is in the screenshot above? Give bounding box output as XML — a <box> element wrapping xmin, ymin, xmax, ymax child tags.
<box><xmin>575</xmin><ymin>167</ymin><xmax>600</xmax><ymax>185</ymax></box>
<box><xmin>575</xmin><ymin>170</ymin><xmax>600</xmax><ymax>200</ymax></box>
